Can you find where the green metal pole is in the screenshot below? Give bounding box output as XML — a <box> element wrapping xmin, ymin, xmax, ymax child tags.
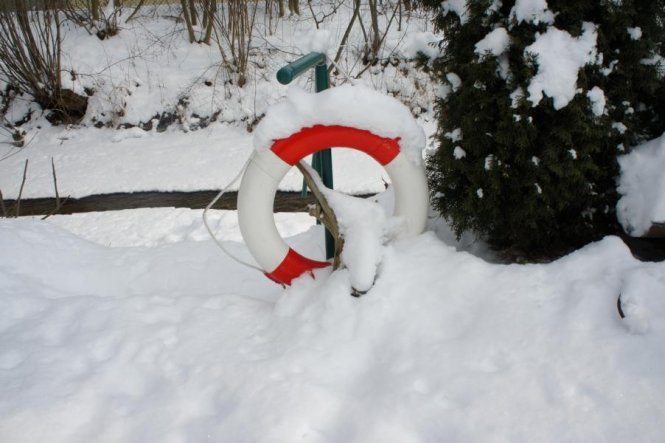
<box><xmin>276</xmin><ymin>53</ymin><xmax>327</xmax><ymax>85</ymax></box>
<box><xmin>276</xmin><ymin>53</ymin><xmax>335</xmax><ymax>260</ymax></box>
<box><xmin>313</xmin><ymin>62</ymin><xmax>335</xmax><ymax>260</ymax></box>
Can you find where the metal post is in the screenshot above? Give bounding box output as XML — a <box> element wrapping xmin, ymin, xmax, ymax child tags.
<box><xmin>313</xmin><ymin>63</ymin><xmax>335</xmax><ymax>260</ymax></box>
<box><xmin>276</xmin><ymin>53</ymin><xmax>335</xmax><ymax>260</ymax></box>
<box><xmin>276</xmin><ymin>53</ymin><xmax>327</xmax><ymax>85</ymax></box>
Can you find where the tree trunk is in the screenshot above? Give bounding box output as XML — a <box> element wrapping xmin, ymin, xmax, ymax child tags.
<box><xmin>332</xmin><ymin>0</ymin><xmax>360</xmax><ymax>67</ymax></box>
<box><xmin>90</xmin><ymin>0</ymin><xmax>100</xmax><ymax>21</ymax></box>
<box><xmin>188</xmin><ymin>0</ymin><xmax>197</xmax><ymax>26</ymax></box>
<box><xmin>288</xmin><ymin>0</ymin><xmax>299</xmax><ymax>15</ymax></box>
<box><xmin>202</xmin><ymin>0</ymin><xmax>216</xmax><ymax>44</ymax></box>
<box><xmin>368</xmin><ymin>0</ymin><xmax>380</xmax><ymax>60</ymax></box>
<box><xmin>180</xmin><ymin>0</ymin><xmax>196</xmax><ymax>43</ymax></box>
<box><xmin>227</xmin><ymin>0</ymin><xmax>250</xmax><ymax>86</ymax></box>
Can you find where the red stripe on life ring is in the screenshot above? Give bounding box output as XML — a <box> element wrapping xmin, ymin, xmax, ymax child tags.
<box><xmin>271</xmin><ymin>125</ymin><xmax>401</xmax><ymax>166</ymax></box>
<box><xmin>265</xmin><ymin>248</ymin><xmax>330</xmax><ymax>285</ymax></box>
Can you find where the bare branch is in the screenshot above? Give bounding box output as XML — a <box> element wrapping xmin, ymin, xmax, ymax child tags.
<box><xmin>125</xmin><ymin>0</ymin><xmax>148</xmax><ymax>23</ymax></box>
<box><xmin>332</xmin><ymin>0</ymin><xmax>361</xmax><ymax>68</ymax></box>
<box><xmin>15</xmin><ymin>158</ymin><xmax>28</xmax><ymax>217</ymax></box>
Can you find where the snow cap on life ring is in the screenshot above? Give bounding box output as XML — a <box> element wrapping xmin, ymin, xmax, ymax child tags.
<box><xmin>238</xmin><ymin>85</ymin><xmax>429</xmax><ymax>286</ymax></box>
<box><xmin>254</xmin><ymin>84</ymin><xmax>426</xmax><ymax>167</ymax></box>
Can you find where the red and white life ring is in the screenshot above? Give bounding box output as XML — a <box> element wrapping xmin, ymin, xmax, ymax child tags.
<box><xmin>237</xmin><ymin>124</ymin><xmax>429</xmax><ymax>285</ymax></box>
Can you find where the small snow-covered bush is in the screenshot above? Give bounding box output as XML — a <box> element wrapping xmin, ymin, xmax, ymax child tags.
<box><xmin>423</xmin><ymin>0</ymin><xmax>665</xmax><ymax>259</ymax></box>
<box><xmin>0</xmin><ymin>1</ymin><xmax>88</xmax><ymax>123</ymax></box>
<box><xmin>61</xmin><ymin>0</ymin><xmax>122</xmax><ymax>40</ymax></box>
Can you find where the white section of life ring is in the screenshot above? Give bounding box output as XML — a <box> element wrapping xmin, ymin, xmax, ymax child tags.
<box><xmin>237</xmin><ymin>150</ymin><xmax>292</xmax><ymax>272</ymax></box>
<box><xmin>237</xmin><ymin>149</ymin><xmax>428</xmax><ymax>275</ymax></box>
<box><xmin>384</xmin><ymin>152</ymin><xmax>429</xmax><ymax>238</ymax></box>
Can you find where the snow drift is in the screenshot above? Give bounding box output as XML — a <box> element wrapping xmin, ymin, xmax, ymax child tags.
<box><xmin>1</xmin><ymin>217</ymin><xmax>665</xmax><ymax>442</ymax></box>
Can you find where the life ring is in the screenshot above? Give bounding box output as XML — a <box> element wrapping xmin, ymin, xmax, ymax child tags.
<box><xmin>237</xmin><ymin>124</ymin><xmax>429</xmax><ymax>285</ymax></box>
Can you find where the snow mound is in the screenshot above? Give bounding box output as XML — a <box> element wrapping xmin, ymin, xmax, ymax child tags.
<box><xmin>296</xmin><ymin>29</ymin><xmax>335</xmax><ymax>54</ymax></box>
<box><xmin>323</xmin><ymin>190</ymin><xmax>389</xmax><ymax>293</ymax></box>
<box><xmin>620</xmin><ymin>267</ymin><xmax>665</xmax><ymax>334</ymax></box>
<box><xmin>254</xmin><ymin>84</ymin><xmax>426</xmax><ymax>166</ymax></box>
<box><xmin>2</xmin><ymin>218</ymin><xmax>665</xmax><ymax>442</ymax></box>
<box><xmin>617</xmin><ymin>132</ymin><xmax>665</xmax><ymax>235</ymax></box>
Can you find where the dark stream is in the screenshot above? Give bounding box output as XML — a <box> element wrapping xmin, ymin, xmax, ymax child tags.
<box><xmin>3</xmin><ymin>190</ymin><xmax>320</xmax><ymax>216</ymax></box>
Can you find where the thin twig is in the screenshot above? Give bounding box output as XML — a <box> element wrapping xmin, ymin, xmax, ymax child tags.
<box><xmin>41</xmin><ymin>157</ymin><xmax>66</xmax><ymax>220</ymax></box>
<box><xmin>0</xmin><ymin>189</ymin><xmax>7</xmax><ymax>217</ymax></box>
<box><xmin>125</xmin><ymin>0</ymin><xmax>148</xmax><ymax>23</ymax></box>
<box><xmin>41</xmin><ymin>196</ymin><xmax>70</xmax><ymax>220</ymax></box>
<box><xmin>15</xmin><ymin>158</ymin><xmax>28</xmax><ymax>217</ymax></box>
<box><xmin>307</xmin><ymin>0</ymin><xmax>321</xmax><ymax>29</ymax></box>
<box><xmin>52</xmin><ymin>157</ymin><xmax>59</xmax><ymax>207</ymax></box>
<box><xmin>332</xmin><ymin>0</ymin><xmax>361</xmax><ymax>69</ymax></box>
<box><xmin>0</xmin><ymin>132</ymin><xmax>35</xmax><ymax>163</ymax></box>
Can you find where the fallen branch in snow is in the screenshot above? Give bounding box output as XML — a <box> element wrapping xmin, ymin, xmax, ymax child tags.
<box><xmin>296</xmin><ymin>161</ymin><xmax>344</xmax><ymax>270</ymax></box>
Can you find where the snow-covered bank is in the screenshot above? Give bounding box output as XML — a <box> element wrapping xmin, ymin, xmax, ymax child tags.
<box><xmin>0</xmin><ymin>122</ymin><xmax>409</xmax><ymax>199</ymax></box>
<box><xmin>1</xmin><ymin>215</ymin><xmax>664</xmax><ymax>442</ymax></box>
<box><xmin>0</xmin><ymin>2</ymin><xmax>440</xmax><ymax>201</ymax></box>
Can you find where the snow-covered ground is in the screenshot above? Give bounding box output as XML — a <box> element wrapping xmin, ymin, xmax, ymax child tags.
<box><xmin>2</xmin><ymin>209</ymin><xmax>665</xmax><ymax>442</ymax></box>
<box><xmin>2</xmin><ymin>3</ymin><xmax>665</xmax><ymax>442</ymax></box>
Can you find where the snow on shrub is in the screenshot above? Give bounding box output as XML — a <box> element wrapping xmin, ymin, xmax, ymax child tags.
<box><xmin>422</xmin><ymin>0</ymin><xmax>665</xmax><ymax>259</ymax></box>
<box><xmin>617</xmin><ymin>132</ymin><xmax>665</xmax><ymax>236</ymax></box>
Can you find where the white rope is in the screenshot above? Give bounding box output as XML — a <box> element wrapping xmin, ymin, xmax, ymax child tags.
<box><xmin>203</xmin><ymin>153</ymin><xmax>264</xmax><ymax>273</ymax></box>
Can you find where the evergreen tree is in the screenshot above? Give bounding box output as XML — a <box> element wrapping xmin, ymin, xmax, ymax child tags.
<box><xmin>422</xmin><ymin>0</ymin><xmax>665</xmax><ymax>259</ymax></box>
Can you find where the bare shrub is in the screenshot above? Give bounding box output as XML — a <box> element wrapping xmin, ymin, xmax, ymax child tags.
<box><xmin>0</xmin><ymin>0</ymin><xmax>88</xmax><ymax>123</ymax></box>
<box><xmin>61</xmin><ymin>0</ymin><xmax>123</xmax><ymax>40</ymax></box>
<box><xmin>332</xmin><ymin>0</ymin><xmax>405</xmax><ymax>75</ymax></box>
<box><xmin>213</xmin><ymin>0</ymin><xmax>259</xmax><ymax>87</ymax></box>
<box><xmin>179</xmin><ymin>0</ymin><xmax>216</xmax><ymax>44</ymax></box>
